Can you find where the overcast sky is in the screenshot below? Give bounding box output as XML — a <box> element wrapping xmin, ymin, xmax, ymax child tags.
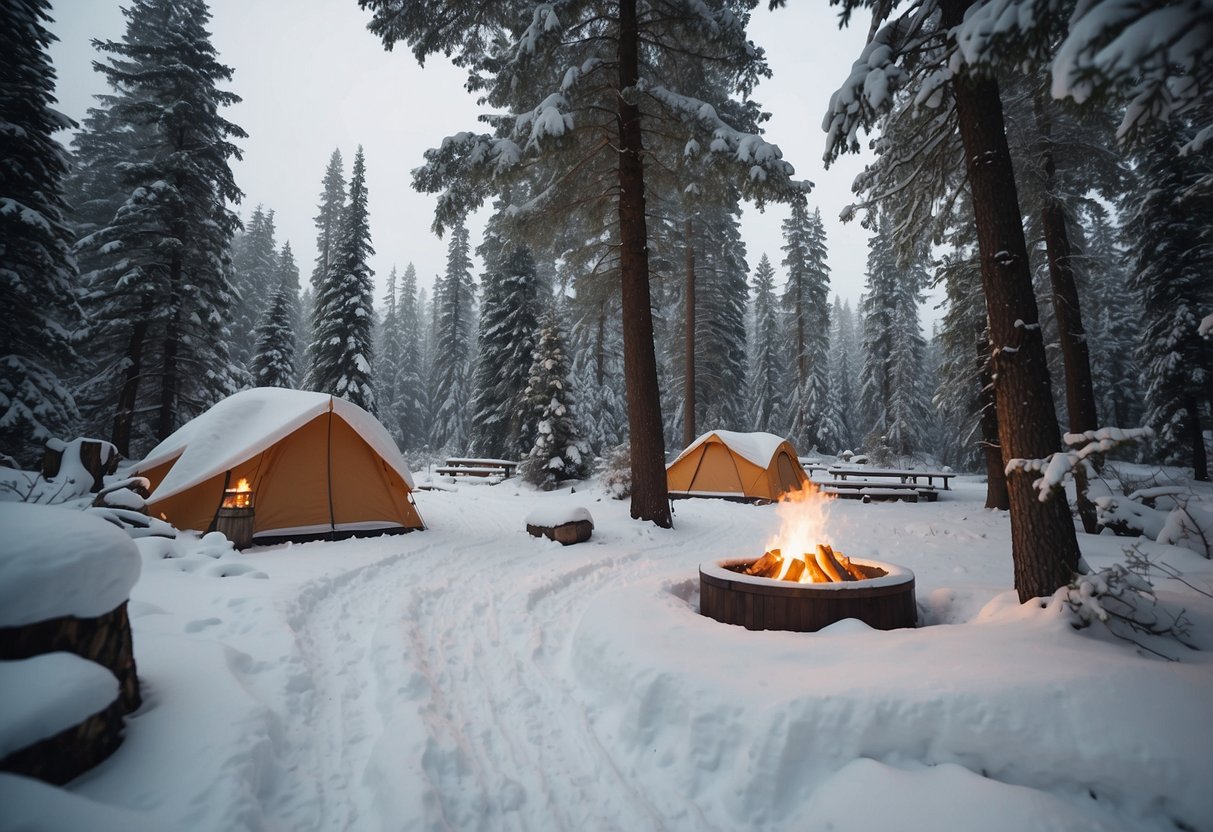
<box><xmin>48</xmin><ymin>1</ymin><xmax>925</xmax><ymax>320</ymax></box>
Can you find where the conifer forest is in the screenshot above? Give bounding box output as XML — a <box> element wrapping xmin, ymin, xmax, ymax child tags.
<box><xmin>3</xmin><ymin>0</ymin><xmax>1212</xmax><ymax>593</ymax></box>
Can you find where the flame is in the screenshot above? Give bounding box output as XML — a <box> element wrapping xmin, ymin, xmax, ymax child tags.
<box><xmin>234</xmin><ymin>478</ymin><xmax>251</xmax><ymax>492</ymax></box>
<box><xmin>765</xmin><ymin>482</ymin><xmax>835</xmax><ymax>582</ymax></box>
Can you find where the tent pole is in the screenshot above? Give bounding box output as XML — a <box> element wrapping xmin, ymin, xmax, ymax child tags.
<box><xmin>325</xmin><ymin>401</ymin><xmax>336</xmax><ymax>540</ymax></box>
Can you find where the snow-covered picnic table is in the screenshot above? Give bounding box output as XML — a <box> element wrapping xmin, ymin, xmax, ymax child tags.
<box><xmin>827</xmin><ymin>467</ymin><xmax>956</xmax><ymax>490</ymax></box>
<box><xmin>437</xmin><ymin>458</ymin><xmax>520</xmax><ymax>479</ymax></box>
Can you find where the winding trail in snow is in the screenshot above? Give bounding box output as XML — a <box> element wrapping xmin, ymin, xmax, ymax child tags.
<box><xmin>273</xmin><ymin>489</ymin><xmax>726</xmax><ymax>831</ymax></box>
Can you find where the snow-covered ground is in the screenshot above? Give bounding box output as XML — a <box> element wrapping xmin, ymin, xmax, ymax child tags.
<box><xmin>3</xmin><ymin>476</ymin><xmax>1212</xmax><ymax>831</ymax></box>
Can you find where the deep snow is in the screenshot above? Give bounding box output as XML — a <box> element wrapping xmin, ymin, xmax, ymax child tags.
<box><xmin>2</xmin><ymin>476</ymin><xmax>1211</xmax><ymax>831</ymax></box>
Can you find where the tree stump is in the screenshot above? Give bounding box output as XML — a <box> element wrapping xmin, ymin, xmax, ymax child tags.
<box><xmin>41</xmin><ymin>439</ymin><xmax>119</xmax><ymax>493</ymax></box>
<box><xmin>0</xmin><ymin>696</ymin><xmax>125</xmax><ymax>786</ymax></box>
<box><xmin>526</xmin><ymin>519</ymin><xmax>594</xmax><ymax>546</ymax></box>
<box><xmin>0</xmin><ymin>602</ymin><xmax>141</xmax><ymax>713</ymax></box>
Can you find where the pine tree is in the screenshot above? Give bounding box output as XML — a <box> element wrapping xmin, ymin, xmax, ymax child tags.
<box><xmin>748</xmin><ymin>254</ymin><xmax>784</xmax><ymax>433</ymax></box>
<box><xmin>308</xmin><ymin>146</ymin><xmax>375</xmax><ymax>410</ymax></box>
<box><xmin>1129</xmin><ymin>116</ymin><xmax>1213</xmax><ymax>480</ymax></box>
<box><xmin>782</xmin><ymin>204</ymin><xmax>838</xmax><ymax>452</ymax></box>
<box><xmin>394</xmin><ymin>263</ymin><xmax>428</xmax><ymax>449</ymax></box>
<box><xmin>74</xmin><ymin>0</ymin><xmax>244</xmax><ymax>456</ymax></box>
<box><xmin>0</xmin><ymin>0</ymin><xmax>82</xmax><ymax>463</ymax></box>
<box><xmin>230</xmin><ymin>205</ymin><xmax>277</xmax><ymax>367</ymax></box>
<box><xmin>250</xmin><ymin>280</ymin><xmax>296</xmax><ymax>389</ymax></box>
<box><xmin>429</xmin><ymin>220</ymin><xmax>476</xmax><ymax>450</ymax></box>
<box><xmin>823</xmin><ymin>0</ymin><xmax>1081</xmax><ymax>599</ymax></box>
<box><xmin>375</xmin><ymin>267</ymin><xmax>403</xmax><ymax>442</ymax></box>
<box><xmin>469</xmin><ymin>244</ymin><xmax>541</xmax><ymax>460</ymax></box>
<box><xmin>275</xmin><ymin>240</ymin><xmax>305</xmax><ymax>366</ymax></box>
<box><xmin>828</xmin><ymin>296</ymin><xmax>858</xmax><ymax>450</ymax></box>
<box><xmin>521</xmin><ymin>307</ymin><xmax>589</xmax><ymax>490</ymax></box>
<box><xmin>312</xmin><ymin>148</ymin><xmax>345</xmax><ymax>294</ymax></box>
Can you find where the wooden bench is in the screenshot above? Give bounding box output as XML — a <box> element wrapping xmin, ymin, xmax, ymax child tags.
<box><xmin>827</xmin><ymin>467</ymin><xmax>956</xmax><ymax>490</ymax></box>
<box><xmin>437</xmin><ymin>457</ymin><xmax>520</xmax><ymax>480</ymax></box>
<box><xmin>820</xmin><ymin>480</ymin><xmax>939</xmax><ymax>503</ymax></box>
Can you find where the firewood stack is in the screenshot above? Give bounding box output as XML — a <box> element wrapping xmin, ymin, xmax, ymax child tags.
<box><xmin>744</xmin><ymin>545</ymin><xmax>868</xmax><ymax>583</ymax></box>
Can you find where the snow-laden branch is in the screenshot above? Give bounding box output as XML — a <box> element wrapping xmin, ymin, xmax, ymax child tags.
<box><xmin>1006</xmin><ymin>426</ymin><xmax>1154</xmax><ymax>500</ymax></box>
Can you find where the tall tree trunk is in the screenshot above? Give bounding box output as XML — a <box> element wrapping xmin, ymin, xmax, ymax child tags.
<box><xmin>977</xmin><ymin>329</ymin><xmax>1010</xmax><ymax>510</ymax></box>
<box><xmin>941</xmin><ymin>7</ymin><xmax>1080</xmax><ymax>600</ymax></box>
<box><xmin>617</xmin><ymin>0</ymin><xmax>671</xmax><ymax>527</ymax></box>
<box><xmin>158</xmin><ymin>302</ymin><xmax>180</xmax><ymax>442</ymax></box>
<box><xmin>1189</xmin><ymin>395</ymin><xmax>1210</xmax><ymax>481</ymax></box>
<box><xmin>110</xmin><ymin>307</ymin><xmax>151</xmax><ymax>459</ymax></box>
<box><xmin>684</xmin><ymin>218</ymin><xmax>696</xmax><ymax>448</ymax></box>
<box><xmin>1032</xmin><ymin>90</ymin><xmax>1100</xmax><ymax>533</ymax></box>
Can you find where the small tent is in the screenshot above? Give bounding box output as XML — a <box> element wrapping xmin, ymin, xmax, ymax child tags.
<box><xmin>134</xmin><ymin>388</ymin><xmax>424</xmax><ymax>543</ymax></box>
<box><xmin>666</xmin><ymin>430</ymin><xmax>808</xmax><ymax>503</ymax></box>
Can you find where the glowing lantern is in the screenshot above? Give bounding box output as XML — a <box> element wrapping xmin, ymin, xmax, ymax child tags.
<box><xmin>222</xmin><ymin>477</ymin><xmax>254</xmax><ymax>510</ymax></box>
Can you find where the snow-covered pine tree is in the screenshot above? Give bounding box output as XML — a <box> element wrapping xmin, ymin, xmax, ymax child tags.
<box><xmin>250</xmin><ymin>280</ymin><xmax>295</xmax><ymax>389</ymax></box>
<box><xmin>782</xmin><ymin>204</ymin><xmax>838</xmax><ymax>452</ymax></box>
<box><xmin>275</xmin><ymin>240</ymin><xmax>306</xmax><ymax>369</ymax></box>
<box><xmin>1081</xmin><ymin>203</ymin><xmax>1142</xmax><ymax>430</ymax></box>
<box><xmin>520</xmin><ymin>306</ymin><xmax>589</xmax><ymax>490</ymax></box>
<box><xmin>230</xmin><ymin>205</ymin><xmax>278</xmax><ymax>367</ymax></box>
<box><xmin>312</xmin><ymin>149</ymin><xmax>345</xmax><ymax>295</ymax></box>
<box><xmin>469</xmin><ymin>242</ymin><xmax>541</xmax><ymax>460</ymax></box>
<box><xmin>885</xmin><ymin>252</ymin><xmax>931</xmax><ymax>457</ymax></box>
<box><xmin>429</xmin><ymin>219</ymin><xmax>476</xmax><ymax>451</ymax></box>
<box><xmin>0</xmin><ymin>0</ymin><xmax>82</xmax><ymax>463</ymax></box>
<box><xmin>820</xmin><ymin>0</ymin><xmax>1081</xmax><ymax>600</ymax></box>
<box><xmin>375</xmin><ymin>267</ymin><xmax>403</xmax><ymax>443</ymax></box>
<box><xmin>308</xmin><ymin>145</ymin><xmax>375</xmax><ymax>410</ymax></box>
<box><xmin>827</xmin><ymin>295</ymin><xmax>858</xmax><ymax>450</ymax></box>
<box><xmin>74</xmin><ymin>0</ymin><xmax>244</xmax><ymax>456</ymax></box>
<box><xmin>1129</xmin><ymin>114</ymin><xmax>1213</xmax><ymax>481</ymax></box>
<box><xmin>748</xmin><ymin>254</ymin><xmax>784</xmax><ymax>433</ymax></box>
<box><xmin>363</xmin><ymin>0</ymin><xmax>808</xmax><ymax>527</ymax></box>
<box><xmin>393</xmin><ymin>263</ymin><xmax>428</xmax><ymax>449</ymax></box>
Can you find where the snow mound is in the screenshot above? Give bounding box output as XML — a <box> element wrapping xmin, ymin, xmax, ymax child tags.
<box><xmin>136</xmin><ymin>388</ymin><xmax>415</xmax><ymax>503</ymax></box>
<box><xmin>0</xmin><ymin>503</ymin><xmax>141</xmax><ymax>627</ymax></box>
<box><xmin>0</xmin><ymin>653</ymin><xmax>118</xmax><ymax>758</ymax></box>
<box><xmin>669</xmin><ymin>430</ymin><xmax>793</xmax><ymax>469</ymax></box>
<box><xmin>524</xmin><ymin>506</ymin><xmax>593</xmax><ymax>527</ymax></box>
<box><xmin>0</xmin><ymin>773</ymin><xmax>149</xmax><ymax>832</ymax></box>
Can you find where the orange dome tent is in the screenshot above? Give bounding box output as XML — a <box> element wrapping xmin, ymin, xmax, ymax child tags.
<box><xmin>133</xmin><ymin>388</ymin><xmax>424</xmax><ymax>544</ymax></box>
<box><xmin>666</xmin><ymin>430</ymin><xmax>808</xmax><ymax>503</ymax></box>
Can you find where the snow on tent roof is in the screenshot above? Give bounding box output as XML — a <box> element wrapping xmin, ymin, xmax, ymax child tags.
<box><xmin>136</xmin><ymin>388</ymin><xmax>415</xmax><ymax>502</ymax></box>
<box><xmin>669</xmin><ymin>430</ymin><xmax>792</xmax><ymax>470</ymax></box>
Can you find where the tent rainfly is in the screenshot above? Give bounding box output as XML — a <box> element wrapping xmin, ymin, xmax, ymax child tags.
<box><xmin>133</xmin><ymin>388</ymin><xmax>424</xmax><ymax>544</ymax></box>
<box><xmin>666</xmin><ymin>430</ymin><xmax>808</xmax><ymax>503</ymax></box>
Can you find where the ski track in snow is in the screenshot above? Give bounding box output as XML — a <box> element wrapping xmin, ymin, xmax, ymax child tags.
<box><xmin>273</xmin><ymin>491</ymin><xmax>726</xmax><ymax>831</ymax></box>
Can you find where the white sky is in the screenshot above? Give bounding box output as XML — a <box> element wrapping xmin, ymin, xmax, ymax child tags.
<box><xmin>48</xmin><ymin>1</ymin><xmax>939</xmax><ymax>321</ymax></box>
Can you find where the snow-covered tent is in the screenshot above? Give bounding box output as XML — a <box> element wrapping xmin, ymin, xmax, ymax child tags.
<box><xmin>666</xmin><ymin>430</ymin><xmax>808</xmax><ymax>503</ymax></box>
<box><xmin>133</xmin><ymin>389</ymin><xmax>424</xmax><ymax>544</ymax></box>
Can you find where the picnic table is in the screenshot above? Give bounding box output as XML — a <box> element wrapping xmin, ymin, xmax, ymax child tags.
<box><xmin>819</xmin><ymin>479</ymin><xmax>939</xmax><ymax>503</ymax></box>
<box><xmin>799</xmin><ymin>457</ymin><xmax>831</xmax><ymax>475</ymax></box>
<box><xmin>435</xmin><ymin>457</ymin><xmax>520</xmax><ymax>479</ymax></box>
<box><xmin>827</xmin><ymin>467</ymin><xmax>956</xmax><ymax>490</ymax></box>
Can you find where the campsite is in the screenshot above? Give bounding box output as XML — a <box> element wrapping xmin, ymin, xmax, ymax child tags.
<box><xmin>4</xmin><ymin>0</ymin><xmax>1213</xmax><ymax>829</ymax></box>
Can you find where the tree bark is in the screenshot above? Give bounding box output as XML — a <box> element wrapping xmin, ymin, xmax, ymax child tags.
<box><xmin>157</xmin><ymin>299</ymin><xmax>180</xmax><ymax>441</ymax></box>
<box><xmin>1188</xmin><ymin>395</ymin><xmax>1210</xmax><ymax>481</ymax></box>
<box><xmin>684</xmin><ymin>217</ymin><xmax>697</xmax><ymax>448</ymax></box>
<box><xmin>940</xmin><ymin>13</ymin><xmax>1080</xmax><ymax>599</ymax></box>
<box><xmin>110</xmin><ymin>302</ymin><xmax>151</xmax><ymax>458</ymax></box>
<box><xmin>977</xmin><ymin>329</ymin><xmax>1010</xmax><ymax>510</ymax></box>
<box><xmin>617</xmin><ymin>0</ymin><xmax>671</xmax><ymax>527</ymax></box>
<box><xmin>1032</xmin><ymin>90</ymin><xmax>1100</xmax><ymax>533</ymax></box>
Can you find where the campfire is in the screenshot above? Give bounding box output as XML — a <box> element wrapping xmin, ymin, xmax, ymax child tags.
<box><xmin>700</xmin><ymin>482</ymin><xmax>916</xmax><ymax>632</ymax></box>
<box><xmin>730</xmin><ymin>482</ymin><xmax>882</xmax><ymax>583</ymax></box>
<box><xmin>222</xmin><ymin>477</ymin><xmax>254</xmax><ymax>510</ymax></box>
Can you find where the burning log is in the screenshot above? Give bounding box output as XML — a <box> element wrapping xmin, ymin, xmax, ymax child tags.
<box><xmin>816</xmin><ymin>544</ymin><xmax>856</xmax><ymax>582</ymax></box>
<box><xmin>746</xmin><ymin>549</ymin><xmax>783</xmax><ymax>579</ymax></box>
<box><xmin>783</xmin><ymin>558</ymin><xmax>806</xmax><ymax>582</ymax></box>
<box><xmin>803</xmin><ymin>556</ymin><xmax>831</xmax><ymax>583</ymax></box>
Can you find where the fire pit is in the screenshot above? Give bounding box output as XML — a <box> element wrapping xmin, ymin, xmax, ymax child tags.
<box><xmin>698</xmin><ymin>484</ymin><xmax>917</xmax><ymax>632</ymax></box>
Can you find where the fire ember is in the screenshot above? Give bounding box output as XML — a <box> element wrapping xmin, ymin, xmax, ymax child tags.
<box><xmin>734</xmin><ymin>545</ymin><xmax>885</xmax><ymax>584</ymax></box>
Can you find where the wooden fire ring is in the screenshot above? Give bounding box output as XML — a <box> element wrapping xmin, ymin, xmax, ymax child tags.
<box><xmin>699</xmin><ymin>557</ymin><xmax>917</xmax><ymax>633</ymax></box>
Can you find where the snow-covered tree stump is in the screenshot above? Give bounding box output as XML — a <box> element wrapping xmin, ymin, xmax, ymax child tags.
<box><xmin>0</xmin><ymin>504</ymin><xmax>143</xmax><ymax>714</ymax></box>
<box><xmin>525</xmin><ymin>507</ymin><xmax>594</xmax><ymax>546</ymax></box>
<box><xmin>41</xmin><ymin>438</ymin><xmax>119</xmax><ymax>493</ymax></box>
<box><xmin>0</xmin><ymin>654</ymin><xmax>124</xmax><ymax>785</ymax></box>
